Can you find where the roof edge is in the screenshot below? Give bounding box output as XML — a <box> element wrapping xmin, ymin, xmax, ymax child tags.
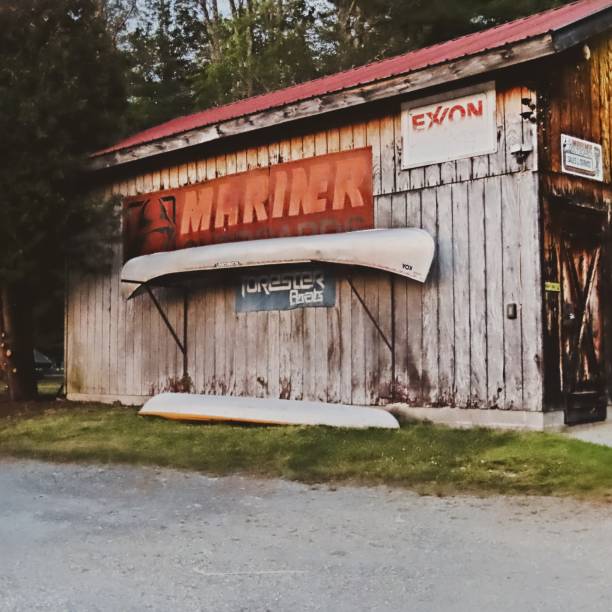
<box><xmin>91</xmin><ymin>32</ymin><xmax>559</xmax><ymax>172</ymax></box>
<box><xmin>553</xmin><ymin>4</ymin><xmax>612</xmax><ymax>51</ymax></box>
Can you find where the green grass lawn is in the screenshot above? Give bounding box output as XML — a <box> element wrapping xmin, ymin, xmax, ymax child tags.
<box><xmin>1</xmin><ymin>401</ymin><xmax>612</xmax><ymax>500</ymax></box>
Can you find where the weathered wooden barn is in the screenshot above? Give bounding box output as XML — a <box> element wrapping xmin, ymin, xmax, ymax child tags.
<box><xmin>67</xmin><ymin>0</ymin><xmax>612</xmax><ymax>429</ymax></box>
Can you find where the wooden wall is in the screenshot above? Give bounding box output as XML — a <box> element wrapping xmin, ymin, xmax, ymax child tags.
<box><xmin>539</xmin><ymin>32</ymin><xmax>612</xmax><ymax>409</ymax></box>
<box><xmin>66</xmin><ymin>83</ymin><xmax>544</xmax><ymax>411</ymax></box>
<box><xmin>539</xmin><ymin>33</ymin><xmax>612</xmax><ymax>202</ymax></box>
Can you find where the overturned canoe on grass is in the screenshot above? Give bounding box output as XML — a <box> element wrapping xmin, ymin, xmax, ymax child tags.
<box><xmin>139</xmin><ymin>393</ymin><xmax>400</xmax><ymax>429</ymax></box>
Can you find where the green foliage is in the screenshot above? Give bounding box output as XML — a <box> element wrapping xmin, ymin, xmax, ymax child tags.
<box><xmin>0</xmin><ymin>0</ymin><xmax>577</xmax><ymax>375</ymax></box>
<box><xmin>0</xmin><ymin>0</ymin><xmax>126</xmax><ymax>286</ymax></box>
<box><xmin>124</xmin><ymin>0</ymin><xmax>196</xmax><ymax>131</ymax></box>
<box><xmin>118</xmin><ymin>0</ymin><xmax>574</xmax><ymax>126</ymax></box>
<box><xmin>319</xmin><ymin>0</ymin><xmax>572</xmax><ymax>72</ymax></box>
<box><xmin>122</xmin><ymin>0</ymin><xmax>321</xmax><ymax>128</ymax></box>
<box><xmin>192</xmin><ymin>0</ymin><xmax>320</xmax><ymax>109</ymax></box>
<box><xmin>2</xmin><ymin>402</ymin><xmax>612</xmax><ymax>500</ymax></box>
<box><xmin>0</xmin><ymin>0</ymin><xmax>127</xmax><ymax>379</ymax></box>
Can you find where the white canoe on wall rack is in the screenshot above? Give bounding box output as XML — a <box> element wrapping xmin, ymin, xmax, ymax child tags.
<box><xmin>139</xmin><ymin>393</ymin><xmax>400</xmax><ymax>429</ymax></box>
<box><xmin>121</xmin><ymin>228</ymin><xmax>435</xmax><ymax>298</ymax></box>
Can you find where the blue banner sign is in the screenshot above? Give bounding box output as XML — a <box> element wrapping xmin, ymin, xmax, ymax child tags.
<box><xmin>236</xmin><ymin>267</ymin><xmax>336</xmax><ymax>312</ymax></box>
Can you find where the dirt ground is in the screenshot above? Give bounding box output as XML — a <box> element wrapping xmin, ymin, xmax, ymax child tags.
<box><xmin>1</xmin><ymin>459</ymin><xmax>611</xmax><ymax>611</ymax></box>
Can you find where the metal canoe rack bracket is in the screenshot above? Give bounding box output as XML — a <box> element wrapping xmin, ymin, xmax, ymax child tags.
<box><xmin>143</xmin><ymin>283</ymin><xmax>189</xmax><ymax>379</ymax></box>
<box><xmin>346</xmin><ymin>273</ymin><xmax>396</xmax><ymax>402</ymax></box>
<box><xmin>137</xmin><ymin>271</ymin><xmax>397</xmax><ymax>402</ymax></box>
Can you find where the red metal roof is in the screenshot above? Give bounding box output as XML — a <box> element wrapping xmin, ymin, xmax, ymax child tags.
<box><xmin>96</xmin><ymin>0</ymin><xmax>611</xmax><ymax>157</ymax></box>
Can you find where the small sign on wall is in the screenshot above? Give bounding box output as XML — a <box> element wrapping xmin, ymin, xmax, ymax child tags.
<box><xmin>561</xmin><ymin>134</ymin><xmax>603</xmax><ymax>182</ymax></box>
<box><xmin>236</xmin><ymin>267</ymin><xmax>336</xmax><ymax>313</ymax></box>
<box><xmin>401</xmin><ymin>82</ymin><xmax>497</xmax><ymax>169</ymax></box>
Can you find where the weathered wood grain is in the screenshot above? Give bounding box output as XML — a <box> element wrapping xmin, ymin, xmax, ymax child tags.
<box><xmin>90</xmin><ymin>36</ymin><xmax>555</xmax><ymax>171</ymax></box>
<box><xmin>279</xmin><ymin>307</ymin><xmax>292</xmax><ymax>399</ymax></box>
<box><xmin>437</xmin><ymin>185</ymin><xmax>454</xmax><ymax>405</ymax></box>
<box><xmin>326</xmin><ymin>292</ymin><xmax>342</xmax><ymax>403</ymax></box>
<box><xmin>472</xmin><ymin>153</ymin><xmax>489</xmax><ymax>180</ymax></box>
<box><xmin>350</xmin><ymin>274</ymin><xmax>367</xmax><ymax>405</ymax></box>
<box><xmin>328</xmin><ymin>127</ymin><xmax>341</xmax><ymax>153</ymax></box>
<box><xmin>290</xmin><ymin>307</ymin><xmax>304</xmax><ymax>400</ymax></box>
<box><xmin>484</xmin><ymin>176</ymin><xmax>504</xmax><ymax>408</ymax></box>
<box><xmin>391</xmin><ymin>193</ymin><xmax>408</xmax><ymax>398</ymax></box>
<box><xmin>440</xmin><ymin>160</ymin><xmax>457</xmax><ymax>185</ymax></box>
<box><xmin>518</xmin><ymin>172</ymin><xmax>543</xmax><ymax>411</ymax></box>
<box><xmin>215</xmin><ymin>288</ymin><xmax>227</xmax><ymax>394</ymax></box>
<box><xmin>467</xmin><ymin>180</ymin><xmax>487</xmax><ymax>406</ymax></box>
<box><xmin>204</xmin><ymin>288</ymin><xmax>216</xmax><ymax>393</ymax></box>
<box><xmin>364</xmin><ymin>269</ymin><xmax>380</xmax><ymax>405</ymax></box>
<box><xmin>314</xmin><ymin>300</ymin><xmax>329</xmax><ymax>403</ymax></box>
<box><xmin>394</xmin><ymin>114</ymin><xmax>411</xmax><ymax>191</ymax></box>
<box><xmin>312</xmin><ymin>129</ymin><xmax>337</xmax><ymax>402</ymax></box>
<box><xmin>376</xmin><ymin>195</ymin><xmax>393</xmax><ymax>400</ymax></box>
<box><xmin>225</xmin><ymin>285</ymin><xmax>237</xmax><ymax>395</ymax></box>
<box><xmin>338</xmin><ymin>279</ymin><xmax>352</xmax><ymax>404</ymax></box>
<box><xmin>185</xmin><ymin>288</ymin><xmax>199</xmax><ymax>391</ymax></box>
<box><xmin>599</xmin><ymin>37</ymin><xmax>611</xmax><ymax>182</ymax></box>
<box><xmin>421</xmin><ymin>187</ymin><xmax>438</xmax><ymax>404</ymax></box>
<box><xmin>504</xmin><ymin>87</ymin><xmax>524</xmax><ymax>174</ymax></box>
<box><xmin>426</xmin><ymin>164</ymin><xmax>441</xmax><ymax>188</ymax></box>
<box><xmin>256</xmin><ymin>295</ymin><xmax>269</xmax><ymax>398</ymax></box>
<box><xmin>366</xmin><ymin>119</ymin><xmax>381</xmax><ymax>196</ymax></box>
<box><xmin>452</xmin><ymin>182</ymin><xmax>470</xmax><ymax>407</ymax></box>
<box><xmin>489</xmin><ymin>87</ymin><xmax>507</xmax><ymax>176</ymax></box>
<box><xmin>303</xmin><ymin>305</ymin><xmax>316</xmax><ymax>401</ymax></box>
<box><xmin>501</xmin><ymin>174</ymin><xmax>523</xmax><ymax>409</ymax></box>
<box><xmin>268</xmin><ymin>308</ymin><xmax>280</xmax><ymax>399</ymax></box>
<box><xmin>380</xmin><ymin>116</ymin><xmax>396</xmax><ymax>194</ymax></box>
<box><xmin>404</xmin><ymin>191</ymin><xmax>423</xmax><ymax>405</ymax></box>
<box><xmin>70</xmin><ymin>83</ymin><xmax>548</xmax><ymax>414</ymax></box>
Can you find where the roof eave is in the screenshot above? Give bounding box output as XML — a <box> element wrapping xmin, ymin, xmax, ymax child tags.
<box><xmin>552</xmin><ymin>5</ymin><xmax>612</xmax><ymax>52</ymax></box>
<box><xmin>90</xmin><ymin>32</ymin><xmax>559</xmax><ymax>172</ymax></box>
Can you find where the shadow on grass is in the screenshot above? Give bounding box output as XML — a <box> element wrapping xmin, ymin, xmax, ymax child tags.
<box><xmin>0</xmin><ymin>376</ymin><xmax>64</xmax><ymax>416</ymax></box>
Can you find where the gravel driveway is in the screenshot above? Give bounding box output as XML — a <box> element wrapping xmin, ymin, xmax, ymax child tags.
<box><xmin>1</xmin><ymin>459</ymin><xmax>611</xmax><ymax>611</ymax></box>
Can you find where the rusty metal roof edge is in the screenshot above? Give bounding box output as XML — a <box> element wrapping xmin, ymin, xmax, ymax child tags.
<box><xmin>551</xmin><ymin>4</ymin><xmax>612</xmax><ymax>51</ymax></box>
<box><xmin>90</xmin><ymin>0</ymin><xmax>612</xmax><ymax>171</ymax></box>
<box><xmin>89</xmin><ymin>34</ymin><xmax>558</xmax><ymax>173</ymax></box>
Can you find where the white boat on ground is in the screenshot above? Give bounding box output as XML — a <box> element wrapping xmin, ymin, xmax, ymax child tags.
<box><xmin>121</xmin><ymin>228</ymin><xmax>435</xmax><ymax>298</ymax></box>
<box><xmin>139</xmin><ymin>393</ymin><xmax>400</xmax><ymax>429</ymax></box>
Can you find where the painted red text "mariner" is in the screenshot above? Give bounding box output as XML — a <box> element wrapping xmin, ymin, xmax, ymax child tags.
<box><xmin>123</xmin><ymin>147</ymin><xmax>374</xmax><ymax>259</ymax></box>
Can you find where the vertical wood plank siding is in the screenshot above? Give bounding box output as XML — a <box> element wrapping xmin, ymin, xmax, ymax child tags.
<box><xmin>538</xmin><ymin>35</ymin><xmax>612</xmax><ymax>409</ymax></box>
<box><xmin>67</xmin><ymin>85</ymin><xmax>543</xmax><ymax>410</ymax></box>
<box><xmin>539</xmin><ymin>35</ymin><xmax>612</xmax><ymax>197</ymax></box>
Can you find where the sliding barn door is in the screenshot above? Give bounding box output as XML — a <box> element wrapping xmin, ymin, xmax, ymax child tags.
<box><xmin>557</xmin><ymin>209</ymin><xmax>608</xmax><ymax>424</ymax></box>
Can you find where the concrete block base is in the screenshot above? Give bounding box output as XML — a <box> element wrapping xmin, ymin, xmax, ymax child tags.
<box><xmin>387</xmin><ymin>405</ymin><xmax>566</xmax><ymax>432</ymax></box>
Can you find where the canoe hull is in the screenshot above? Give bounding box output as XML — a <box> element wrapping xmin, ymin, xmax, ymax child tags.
<box><xmin>139</xmin><ymin>393</ymin><xmax>400</xmax><ymax>429</ymax></box>
<box><xmin>122</xmin><ymin>228</ymin><xmax>435</xmax><ymax>298</ymax></box>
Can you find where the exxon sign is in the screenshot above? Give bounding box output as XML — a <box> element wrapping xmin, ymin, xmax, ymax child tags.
<box><xmin>401</xmin><ymin>82</ymin><xmax>497</xmax><ymax>169</ymax></box>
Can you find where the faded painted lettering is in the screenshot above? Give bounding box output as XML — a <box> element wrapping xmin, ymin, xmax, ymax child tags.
<box><xmin>124</xmin><ymin>148</ymin><xmax>374</xmax><ymax>260</ymax></box>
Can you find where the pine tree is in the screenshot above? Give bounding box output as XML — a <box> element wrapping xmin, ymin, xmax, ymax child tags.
<box><xmin>0</xmin><ymin>0</ymin><xmax>126</xmax><ymax>400</ymax></box>
<box><xmin>319</xmin><ymin>0</ymin><xmax>571</xmax><ymax>72</ymax></box>
<box><xmin>190</xmin><ymin>0</ymin><xmax>320</xmax><ymax>108</ymax></box>
<box><xmin>124</xmin><ymin>0</ymin><xmax>197</xmax><ymax>131</ymax></box>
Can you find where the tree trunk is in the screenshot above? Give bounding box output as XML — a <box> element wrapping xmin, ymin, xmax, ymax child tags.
<box><xmin>0</xmin><ymin>283</ymin><xmax>38</xmax><ymax>401</ymax></box>
<box><xmin>245</xmin><ymin>0</ymin><xmax>255</xmax><ymax>97</ymax></box>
